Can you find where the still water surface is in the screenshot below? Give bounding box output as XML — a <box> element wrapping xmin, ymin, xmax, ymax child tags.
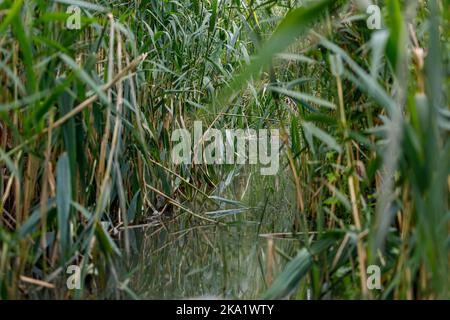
<box><xmin>120</xmin><ymin>170</ymin><xmax>298</xmax><ymax>299</ymax></box>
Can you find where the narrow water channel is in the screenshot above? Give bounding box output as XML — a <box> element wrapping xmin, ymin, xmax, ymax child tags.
<box><xmin>119</xmin><ymin>168</ymin><xmax>299</xmax><ymax>299</ymax></box>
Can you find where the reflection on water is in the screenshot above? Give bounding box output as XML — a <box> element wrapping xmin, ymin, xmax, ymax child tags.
<box><xmin>119</xmin><ymin>169</ymin><xmax>299</xmax><ymax>299</ymax></box>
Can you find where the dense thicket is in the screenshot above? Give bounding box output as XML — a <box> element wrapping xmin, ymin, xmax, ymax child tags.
<box><xmin>0</xmin><ymin>0</ymin><xmax>448</xmax><ymax>299</ymax></box>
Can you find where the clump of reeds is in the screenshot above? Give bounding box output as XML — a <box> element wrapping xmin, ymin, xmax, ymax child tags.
<box><xmin>0</xmin><ymin>0</ymin><xmax>448</xmax><ymax>299</ymax></box>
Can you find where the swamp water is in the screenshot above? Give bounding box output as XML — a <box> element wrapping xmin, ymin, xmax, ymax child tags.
<box><xmin>118</xmin><ymin>168</ymin><xmax>301</xmax><ymax>299</ymax></box>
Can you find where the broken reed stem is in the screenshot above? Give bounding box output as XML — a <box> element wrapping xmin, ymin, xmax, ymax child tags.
<box><xmin>20</xmin><ymin>275</ymin><xmax>55</xmax><ymax>289</ymax></box>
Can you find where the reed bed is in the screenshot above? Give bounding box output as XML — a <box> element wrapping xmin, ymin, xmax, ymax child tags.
<box><xmin>0</xmin><ymin>0</ymin><xmax>448</xmax><ymax>299</ymax></box>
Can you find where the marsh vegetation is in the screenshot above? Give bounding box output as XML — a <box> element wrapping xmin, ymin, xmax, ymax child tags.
<box><xmin>0</xmin><ymin>0</ymin><xmax>448</xmax><ymax>299</ymax></box>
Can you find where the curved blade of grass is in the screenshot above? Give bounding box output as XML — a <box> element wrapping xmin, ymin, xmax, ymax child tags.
<box><xmin>95</xmin><ymin>222</ymin><xmax>121</xmax><ymax>256</ymax></box>
<box><xmin>216</xmin><ymin>0</ymin><xmax>333</xmax><ymax>109</ymax></box>
<box><xmin>303</xmin><ymin>122</ymin><xmax>342</xmax><ymax>153</ymax></box>
<box><xmin>0</xmin><ymin>0</ymin><xmax>24</xmax><ymax>35</ymax></box>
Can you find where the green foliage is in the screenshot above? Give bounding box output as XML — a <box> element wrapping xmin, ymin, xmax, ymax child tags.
<box><xmin>0</xmin><ymin>0</ymin><xmax>448</xmax><ymax>299</ymax></box>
